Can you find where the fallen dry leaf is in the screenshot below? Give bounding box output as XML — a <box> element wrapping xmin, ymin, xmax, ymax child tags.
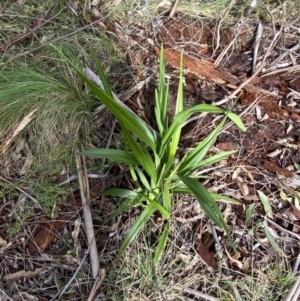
<box><xmin>195</xmin><ymin>240</ymin><xmax>218</xmax><ymax>271</ymax></box>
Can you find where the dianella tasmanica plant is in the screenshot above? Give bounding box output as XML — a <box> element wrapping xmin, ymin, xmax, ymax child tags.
<box><xmin>53</xmin><ymin>45</ymin><xmax>246</xmax><ymax>263</ymax></box>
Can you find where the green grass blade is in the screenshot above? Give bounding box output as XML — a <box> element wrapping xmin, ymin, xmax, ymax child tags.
<box><xmin>246</xmin><ymin>204</ymin><xmax>255</xmax><ymax>226</ymax></box>
<box><xmin>263</xmin><ymin>220</ymin><xmax>284</xmax><ymax>255</ymax></box>
<box><xmin>117</xmin><ymin>203</ymin><xmax>156</xmax><ymax>260</ymax></box>
<box><xmin>178</xmin><ymin>175</ymin><xmax>236</xmax><ymax>252</ymax></box>
<box><xmin>79</xmin><ymin>148</ymin><xmax>139</xmax><ymax>165</ymax></box>
<box><xmin>155</xmin><ymin>45</ymin><xmax>169</xmax><ymax>134</ymax></box>
<box><xmin>154</xmin><ymin>222</ymin><xmax>169</xmax><ymax>265</ymax></box>
<box><xmin>105</xmin><ymin>197</ymin><xmax>139</xmax><ymax>223</ymax></box>
<box><xmin>172</xmin><ymin>188</ymin><xmax>240</xmax><ymax>205</ymax></box>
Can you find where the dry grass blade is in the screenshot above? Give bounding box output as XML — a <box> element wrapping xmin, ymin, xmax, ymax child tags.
<box><xmin>1</xmin><ymin>109</ymin><xmax>37</xmax><ymax>154</ymax></box>
<box><xmin>283</xmin><ymin>277</ymin><xmax>300</xmax><ymax>301</ymax></box>
<box><xmin>87</xmin><ymin>268</ymin><xmax>106</xmax><ymax>301</ymax></box>
<box><xmin>183</xmin><ymin>287</ymin><xmax>221</xmax><ymax>301</ymax></box>
<box><xmin>75</xmin><ymin>150</ymin><xmax>99</xmax><ymax>279</ymax></box>
<box><xmin>213</xmin><ymin>26</ymin><xmax>283</xmax><ymax>106</ymax></box>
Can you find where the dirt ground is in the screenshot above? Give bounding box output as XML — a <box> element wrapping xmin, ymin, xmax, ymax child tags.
<box><xmin>1</xmin><ymin>2</ymin><xmax>300</xmax><ymax>300</ymax></box>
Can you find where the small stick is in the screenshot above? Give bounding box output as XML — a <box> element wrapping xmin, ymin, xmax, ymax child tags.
<box><xmin>183</xmin><ymin>287</ymin><xmax>221</xmax><ymax>301</ymax></box>
<box><xmin>213</xmin><ymin>27</ymin><xmax>282</xmax><ymax>106</ymax></box>
<box><xmin>266</xmin><ymin>217</ymin><xmax>300</xmax><ymax>241</ymax></box>
<box><xmin>1</xmin><ymin>18</ymin><xmax>107</xmax><ymax>67</ymax></box>
<box><xmin>293</xmin><ymin>254</ymin><xmax>300</xmax><ymax>275</ymax></box>
<box><xmin>252</xmin><ymin>21</ymin><xmax>264</xmax><ymax>75</ymax></box>
<box><xmin>283</xmin><ymin>277</ymin><xmax>300</xmax><ymax>301</ymax></box>
<box><xmin>0</xmin><ymin>288</ymin><xmax>13</xmax><ymax>301</ymax></box>
<box><xmin>261</xmin><ymin>65</ymin><xmax>300</xmax><ymax>77</ymax></box>
<box><xmin>169</xmin><ymin>0</ymin><xmax>182</xmax><ymax>18</ymax></box>
<box><xmin>76</xmin><ymin>150</ymin><xmax>100</xmax><ymax>279</ymax></box>
<box><xmin>0</xmin><ymin>175</ymin><xmax>41</xmax><ymax>207</ymax></box>
<box><xmin>87</xmin><ymin>268</ymin><xmax>106</xmax><ymax>301</ymax></box>
<box><xmin>0</xmin><ymin>0</ymin><xmax>61</xmax><ymax>51</ymax></box>
<box><xmin>212</xmin><ymin>0</ymin><xmax>236</xmax><ymax>58</ymax></box>
<box><xmin>50</xmin><ymin>250</ymin><xmax>89</xmax><ymax>301</ymax></box>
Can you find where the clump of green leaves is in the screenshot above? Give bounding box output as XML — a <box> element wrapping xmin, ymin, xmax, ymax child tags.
<box><xmin>54</xmin><ymin>45</ymin><xmax>246</xmax><ymax>263</ymax></box>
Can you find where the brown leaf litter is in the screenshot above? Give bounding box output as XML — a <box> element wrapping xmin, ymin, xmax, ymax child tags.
<box><xmin>1</xmin><ymin>10</ymin><xmax>300</xmax><ymax>301</ymax></box>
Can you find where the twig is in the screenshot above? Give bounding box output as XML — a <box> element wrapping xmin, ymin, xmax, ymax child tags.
<box><xmin>231</xmin><ymin>284</ymin><xmax>243</xmax><ymax>301</ymax></box>
<box><xmin>213</xmin><ymin>26</ymin><xmax>283</xmax><ymax>106</ymax></box>
<box><xmin>87</xmin><ymin>268</ymin><xmax>106</xmax><ymax>301</ymax></box>
<box><xmin>1</xmin><ymin>6</ymin><xmax>63</xmax><ymax>52</ymax></box>
<box><xmin>212</xmin><ymin>0</ymin><xmax>236</xmax><ymax>58</ymax></box>
<box><xmin>252</xmin><ymin>21</ymin><xmax>264</xmax><ymax>75</ymax></box>
<box><xmin>214</xmin><ymin>24</ymin><xmax>242</xmax><ymax>67</ymax></box>
<box><xmin>211</xmin><ymin>224</ymin><xmax>223</xmax><ymax>261</ymax></box>
<box><xmin>0</xmin><ymin>17</ymin><xmax>107</xmax><ymax>67</ymax></box>
<box><xmin>293</xmin><ymin>254</ymin><xmax>300</xmax><ymax>275</ymax></box>
<box><xmin>211</xmin><ymin>225</ymin><xmax>243</xmax><ymax>301</ymax></box>
<box><xmin>76</xmin><ymin>149</ymin><xmax>99</xmax><ymax>279</ymax></box>
<box><xmin>265</xmin><ymin>217</ymin><xmax>300</xmax><ymax>241</ymax></box>
<box><xmin>261</xmin><ymin>65</ymin><xmax>300</xmax><ymax>77</ymax></box>
<box><xmin>1</xmin><ymin>109</ymin><xmax>37</xmax><ymax>154</ymax></box>
<box><xmin>0</xmin><ymin>176</ymin><xmax>41</xmax><ymax>207</ymax></box>
<box><xmin>269</xmin><ymin>44</ymin><xmax>300</xmax><ymax>69</ymax></box>
<box><xmin>50</xmin><ymin>249</ymin><xmax>89</xmax><ymax>301</ymax></box>
<box><xmin>0</xmin><ymin>288</ymin><xmax>13</xmax><ymax>301</ymax></box>
<box><xmin>169</xmin><ymin>0</ymin><xmax>182</xmax><ymax>18</ymax></box>
<box><xmin>183</xmin><ymin>287</ymin><xmax>221</xmax><ymax>301</ymax></box>
<box><xmin>244</xmin><ymin>0</ymin><xmax>258</xmax><ymax>17</ymax></box>
<box><xmin>283</xmin><ymin>277</ymin><xmax>300</xmax><ymax>301</ymax></box>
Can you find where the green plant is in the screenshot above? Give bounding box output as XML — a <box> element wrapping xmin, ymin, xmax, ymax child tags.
<box><xmin>247</xmin><ymin>190</ymin><xmax>284</xmax><ymax>255</ymax></box>
<box><xmin>53</xmin><ymin>45</ymin><xmax>246</xmax><ymax>263</ymax></box>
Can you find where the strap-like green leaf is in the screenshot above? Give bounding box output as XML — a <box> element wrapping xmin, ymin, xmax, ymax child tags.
<box><xmin>123</xmin><ymin>128</ymin><xmax>157</xmax><ymax>183</ymax></box>
<box><xmin>166</xmin><ymin>51</ymin><xmax>184</xmax><ymax>171</ymax></box>
<box><xmin>135</xmin><ymin>167</ymin><xmax>151</xmax><ymax>190</ymax></box>
<box><xmin>263</xmin><ymin>220</ymin><xmax>284</xmax><ymax>255</ymax></box>
<box><xmin>181</xmin><ymin>150</ymin><xmax>238</xmax><ymax>176</ymax></box>
<box><xmin>102</xmin><ymin>188</ymin><xmax>137</xmax><ymax>199</ymax></box>
<box><xmin>139</xmin><ymin>192</ymin><xmax>170</xmax><ymax>219</ymax></box>
<box><xmin>258</xmin><ymin>190</ymin><xmax>273</xmax><ymax>218</ymax></box>
<box><xmin>117</xmin><ymin>203</ymin><xmax>156</xmax><ymax>260</ymax></box>
<box><xmin>227</xmin><ymin>112</ymin><xmax>246</xmax><ymax>132</ymax></box>
<box><xmin>79</xmin><ymin>148</ymin><xmax>139</xmax><ymax>165</ymax></box>
<box><xmin>210</xmin><ymin>193</ymin><xmax>241</xmax><ymax>205</ymax></box>
<box><xmin>178</xmin><ymin>117</ymin><xmax>226</xmax><ymax>174</ymax></box>
<box><xmin>51</xmin><ymin>44</ymin><xmax>157</xmax><ymax>150</ymax></box>
<box><xmin>161</xmin><ymin>104</ymin><xmax>225</xmax><ymax>150</ymax></box>
<box><xmin>178</xmin><ymin>175</ymin><xmax>224</xmax><ymax>228</ymax></box>
<box><xmin>105</xmin><ymin>197</ymin><xmax>139</xmax><ymax>224</ymax></box>
<box><xmin>178</xmin><ymin>175</ymin><xmax>237</xmax><ymax>252</ymax></box>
